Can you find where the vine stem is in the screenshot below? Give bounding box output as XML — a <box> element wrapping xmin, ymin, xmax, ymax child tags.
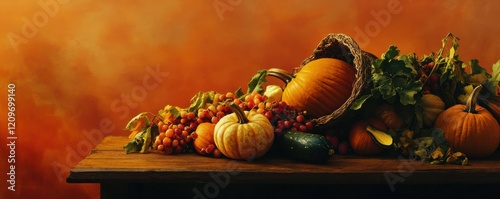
<box><xmin>464</xmin><ymin>85</ymin><xmax>482</xmax><ymax>113</ymax></box>
<box><xmin>226</xmin><ymin>102</ymin><xmax>249</xmax><ymax>124</ymax></box>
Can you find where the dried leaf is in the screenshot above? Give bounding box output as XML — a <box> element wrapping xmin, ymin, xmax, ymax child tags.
<box><xmin>462</xmin><ymin>157</ymin><xmax>469</xmax><ymax>166</ymax></box>
<box><xmin>125</xmin><ymin>112</ymin><xmax>150</xmax><ymax>139</ymax></box>
<box><xmin>415</xmin><ymin>137</ymin><xmax>433</xmax><ymax>148</ymax></box>
<box><xmin>446</xmin><ymin>151</ymin><xmax>469</xmax><ymax>165</ymax></box>
<box><xmin>402</xmin><ymin>129</ymin><xmax>414</xmax><ymax>139</ymax></box>
<box><xmin>446</xmin><ymin>154</ymin><xmax>457</xmax><ymax>163</ymax></box>
<box><xmin>454</xmin><ymin>152</ymin><xmax>465</xmax><ymax>157</ymax></box>
<box><xmin>430</xmin><ymin>147</ymin><xmax>444</xmax><ymax>160</ymax></box>
<box><xmin>430</xmin><ymin>159</ymin><xmax>445</xmax><ymax>165</ymax></box>
<box><xmin>413</xmin><ymin>148</ymin><xmax>427</xmax><ymax>160</ymax></box>
<box><xmin>399</xmin><ymin>137</ymin><xmax>410</xmax><ymax>148</ymax></box>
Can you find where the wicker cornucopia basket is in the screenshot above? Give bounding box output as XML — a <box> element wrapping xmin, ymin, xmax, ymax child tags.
<box><xmin>283</xmin><ymin>33</ymin><xmax>378</xmax><ymax>129</ymax></box>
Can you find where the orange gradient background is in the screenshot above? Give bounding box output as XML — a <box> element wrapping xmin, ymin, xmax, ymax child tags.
<box><xmin>1</xmin><ymin>0</ymin><xmax>499</xmax><ymax>198</ymax></box>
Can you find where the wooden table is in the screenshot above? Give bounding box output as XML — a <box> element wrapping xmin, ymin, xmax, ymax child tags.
<box><xmin>67</xmin><ymin>136</ymin><xmax>500</xmax><ymax>199</ymax></box>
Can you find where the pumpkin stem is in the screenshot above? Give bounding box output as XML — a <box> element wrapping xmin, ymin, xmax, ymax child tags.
<box><xmin>228</xmin><ymin>102</ymin><xmax>249</xmax><ymax>124</ymax></box>
<box><xmin>464</xmin><ymin>85</ymin><xmax>483</xmax><ymax>113</ymax></box>
<box><xmin>267</xmin><ymin>68</ymin><xmax>294</xmax><ymax>86</ymax></box>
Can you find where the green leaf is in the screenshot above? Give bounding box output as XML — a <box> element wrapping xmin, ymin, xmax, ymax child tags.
<box><xmin>248</xmin><ymin>70</ymin><xmax>268</xmax><ymax>93</ymax></box>
<box><xmin>484</xmin><ymin>60</ymin><xmax>500</xmax><ymax>95</ymax></box>
<box><xmin>437</xmin><ymin>33</ymin><xmax>459</xmax><ymax>59</ymax></box>
<box><xmin>123</xmin><ymin>141</ymin><xmax>140</xmax><ymax>154</ymax></box>
<box><xmin>448</xmin><ymin>45</ymin><xmax>456</xmax><ymax>62</ymax></box>
<box><xmin>397</xmin><ymin>54</ymin><xmax>417</xmax><ymax>75</ymax></box>
<box><xmin>392</xmin><ymin>77</ymin><xmax>408</xmax><ymax>91</ymax></box>
<box><xmin>434</xmin><ymin>33</ymin><xmax>466</xmax><ymax>87</ymax></box>
<box><xmin>234</xmin><ymin>87</ymin><xmax>244</xmax><ymax>98</ymax></box>
<box><xmin>431</xmin><ymin>128</ymin><xmax>446</xmax><ymax>144</ymax></box>
<box><xmin>124</xmin><ymin>112</ymin><xmax>149</xmax><ymax>130</ymax></box>
<box><xmin>359</xmin><ymin>45</ymin><xmax>423</xmax><ymax>110</ymax></box>
<box><xmin>140</xmin><ymin>126</ymin><xmax>152</xmax><ymax>153</ymax></box>
<box><xmin>124</xmin><ymin>120</ymin><xmax>159</xmax><ymax>154</ymax></box>
<box><xmin>491</xmin><ymin>60</ymin><xmax>500</xmax><ymax>82</ymax></box>
<box><xmin>451</xmin><ymin>34</ymin><xmax>460</xmax><ymax>50</ymax></box>
<box><xmin>150</xmin><ymin>124</ymin><xmax>160</xmax><ymax>144</ymax></box>
<box><xmin>238</xmin><ymin>70</ymin><xmax>268</xmax><ymax>99</ymax></box>
<box><xmin>377</xmin><ymin>78</ymin><xmax>396</xmax><ymax>100</ymax></box>
<box><xmin>384</xmin><ymin>60</ymin><xmax>411</xmax><ymax>78</ymax></box>
<box><xmin>439</xmin><ymin>66</ymin><xmax>453</xmax><ymax>86</ymax></box>
<box><xmin>123</xmin><ymin>126</ymin><xmax>149</xmax><ymax>154</ymax></box>
<box><xmin>187</xmin><ymin>92</ymin><xmax>204</xmax><ymax>113</ymax></box>
<box><xmin>187</xmin><ymin>91</ymin><xmax>216</xmax><ymax>113</ymax></box>
<box><xmin>398</xmin><ymin>90</ymin><xmax>418</xmax><ymax>105</ymax></box>
<box><xmin>383</xmin><ymin>46</ymin><xmax>399</xmax><ymax>60</ymax></box>
<box><xmin>169</xmin><ymin>106</ymin><xmax>181</xmax><ymax>119</ymax></box>
<box><xmin>371</xmin><ymin>59</ymin><xmax>385</xmax><ymax>73</ymax></box>
<box><xmin>350</xmin><ymin>94</ymin><xmax>372</xmax><ymax>110</ymax></box>
<box><xmin>470</xmin><ymin>59</ymin><xmax>488</xmax><ymax>75</ymax></box>
<box><xmin>397</xmin><ymin>81</ymin><xmax>423</xmax><ymax>105</ymax></box>
<box><xmin>370</xmin><ymin>87</ymin><xmax>381</xmax><ymax>99</ymax></box>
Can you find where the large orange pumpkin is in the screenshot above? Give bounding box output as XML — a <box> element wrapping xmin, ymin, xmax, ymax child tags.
<box><xmin>214</xmin><ymin>102</ymin><xmax>274</xmax><ymax>160</ymax></box>
<box><xmin>434</xmin><ymin>85</ymin><xmax>500</xmax><ymax>158</ymax></box>
<box><xmin>267</xmin><ymin>58</ymin><xmax>356</xmax><ymax>119</ymax></box>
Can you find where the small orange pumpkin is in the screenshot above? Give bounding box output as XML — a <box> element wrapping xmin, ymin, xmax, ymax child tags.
<box><xmin>434</xmin><ymin>85</ymin><xmax>500</xmax><ymax>158</ymax></box>
<box><xmin>267</xmin><ymin>58</ymin><xmax>356</xmax><ymax>119</ymax></box>
<box><xmin>349</xmin><ymin>117</ymin><xmax>388</xmax><ymax>155</ymax></box>
<box><xmin>193</xmin><ymin>123</ymin><xmax>217</xmax><ymax>156</ymax></box>
<box><xmin>214</xmin><ymin>102</ymin><xmax>274</xmax><ymax>160</ymax></box>
<box><xmin>375</xmin><ymin>104</ymin><xmax>405</xmax><ymax>130</ymax></box>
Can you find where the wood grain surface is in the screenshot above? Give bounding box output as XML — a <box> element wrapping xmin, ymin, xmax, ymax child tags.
<box><xmin>67</xmin><ymin>136</ymin><xmax>500</xmax><ymax>185</ymax></box>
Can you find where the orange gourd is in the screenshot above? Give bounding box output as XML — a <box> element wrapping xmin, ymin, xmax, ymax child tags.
<box><xmin>267</xmin><ymin>58</ymin><xmax>356</xmax><ymax>119</ymax></box>
<box><xmin>214</xmin><ymin>102</ymin><xmax>274</xmax><ymax>160</ymax></box>
<box><xmin>349</xmin><ymin>117</ymin><xmax>388</xmax><ymax>155</ymax></box>
<box><xmin>434</xmin><ymin>85</ymin><xmax>500</xmax><ymax>158</ymax></box>
<box><xmin>193</xmin><ymin>123</ymin><xmax>216</xmax><ymax>156</ymax></box>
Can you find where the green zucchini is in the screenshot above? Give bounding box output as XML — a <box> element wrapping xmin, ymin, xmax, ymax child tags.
<box><xmin>280</xmin><ymin>130</ymin><xmax>334</xmax><ymax>163</ymax></box>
